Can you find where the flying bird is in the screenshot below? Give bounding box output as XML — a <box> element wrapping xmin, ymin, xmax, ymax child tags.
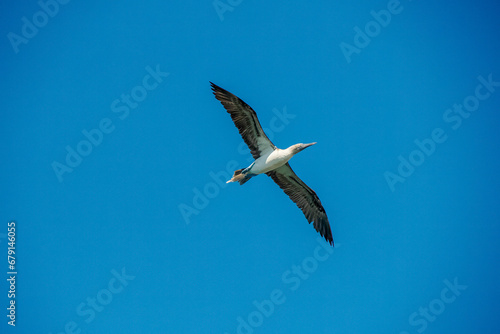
<box><xmin>211</xmin><ymin>82</ymin><xmax>333</xmax><ymax>246</ymax></box>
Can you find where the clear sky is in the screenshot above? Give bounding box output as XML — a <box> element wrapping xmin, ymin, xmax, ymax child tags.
<box><xmin>1</xmin><ymin>0</ymin><xmax>500</xmax><ymax>333</ymax></box>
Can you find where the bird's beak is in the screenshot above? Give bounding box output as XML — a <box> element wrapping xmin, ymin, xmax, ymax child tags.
<box><xmin>300</xmin><ymin>142</ymin><xmax>316</xmax><ymax>151</ymax></box>
<box><xmin>304</xmin><ymin>142</ymin><xmax>317</xmax><ymax>148</ymax></box>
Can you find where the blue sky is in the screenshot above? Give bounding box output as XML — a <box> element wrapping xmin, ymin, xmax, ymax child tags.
<box><xmin>1</xmin><ymin>0</ymin><xmax>500</xmax><ymax>333</ymax></box>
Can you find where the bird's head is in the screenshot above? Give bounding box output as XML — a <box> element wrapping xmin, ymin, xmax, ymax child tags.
<box><xmin>290</xmin><ymin>142</ymin><xmax>316</xmax><ymax>154</ymax></box>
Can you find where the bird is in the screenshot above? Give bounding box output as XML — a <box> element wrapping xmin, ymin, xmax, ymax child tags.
<box><xmin>211</xmin><ymin>82</ymin><xmax>333</xmax><ymax>246</ymax></box>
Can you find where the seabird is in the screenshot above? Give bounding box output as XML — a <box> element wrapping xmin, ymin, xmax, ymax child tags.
<box><xmin>211</xmin><ymin>82</ymin><xmax>333</xmax><ymax>246</ymax></box>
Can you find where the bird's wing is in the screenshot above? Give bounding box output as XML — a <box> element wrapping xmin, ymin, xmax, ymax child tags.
<box><xmin>211</xmin><ymin>82</ymin><xmax>276</xmax><ymax>159</ymax></box>
<box><xmin>266</xmin><ymin>163</ymin><xmax>333</xmax><ymax>245</ymax></box>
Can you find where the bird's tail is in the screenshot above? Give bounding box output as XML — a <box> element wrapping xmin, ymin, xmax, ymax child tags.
<box><xmin>226</xmin><ymin>169</ymin><xmax>253</xmax><ymax>185</ymax></box>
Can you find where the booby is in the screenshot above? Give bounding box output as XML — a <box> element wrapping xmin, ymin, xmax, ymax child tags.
<box><xmin>211</xmin><ymin>82</ymin><xmax>333</xmax><ymax>246</ymax></box>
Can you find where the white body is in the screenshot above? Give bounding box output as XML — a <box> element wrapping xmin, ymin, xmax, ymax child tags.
<box><xmin>248</xmin><ymin>147</ymin><xmax>294</xmax><ymax>175</ymax></box>
<box><xmin>225</xmin><ymin>143</ymin><xmax>315</xmax><ymax>184</ymax></box>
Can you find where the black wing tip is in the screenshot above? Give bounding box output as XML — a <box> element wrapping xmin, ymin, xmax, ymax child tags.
<box><xmin>209</xmin><ymin>81</ymin><xmax>219</xmax><ymax>92</ymax></box>
<box><xmin>210</xmin><ymin>82</ymin><xmax>235</xmax><ymax>101</ymax></box>
<box><xmin>327</xmin><ymin>236</ymin><xmax>334</xmax><ymax>247</ymax></box>
<box><xmin>210</xmin><ymin>81</ymin><xmax>226</xmax><ymax>94</ymax></box>
<box><xmin>315</xmin><ymin>216</ymin><xmax>334</xmax><ymax>247</ymax></box>
<box><xmin>320</xmin><ymin>226</ymin><xmax>334</xmax><ymax>247</ymax></box>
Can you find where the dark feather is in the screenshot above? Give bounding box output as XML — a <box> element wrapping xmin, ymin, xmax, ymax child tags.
<box><xmin>211</xmin><ymin>82</ymin><xmax>275</xmax><ymax>159</ymax></box>
<box><xmin>267</xmin><ymin>163</ymin><xmax>333</xmax><ymax>246</ymax></box>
